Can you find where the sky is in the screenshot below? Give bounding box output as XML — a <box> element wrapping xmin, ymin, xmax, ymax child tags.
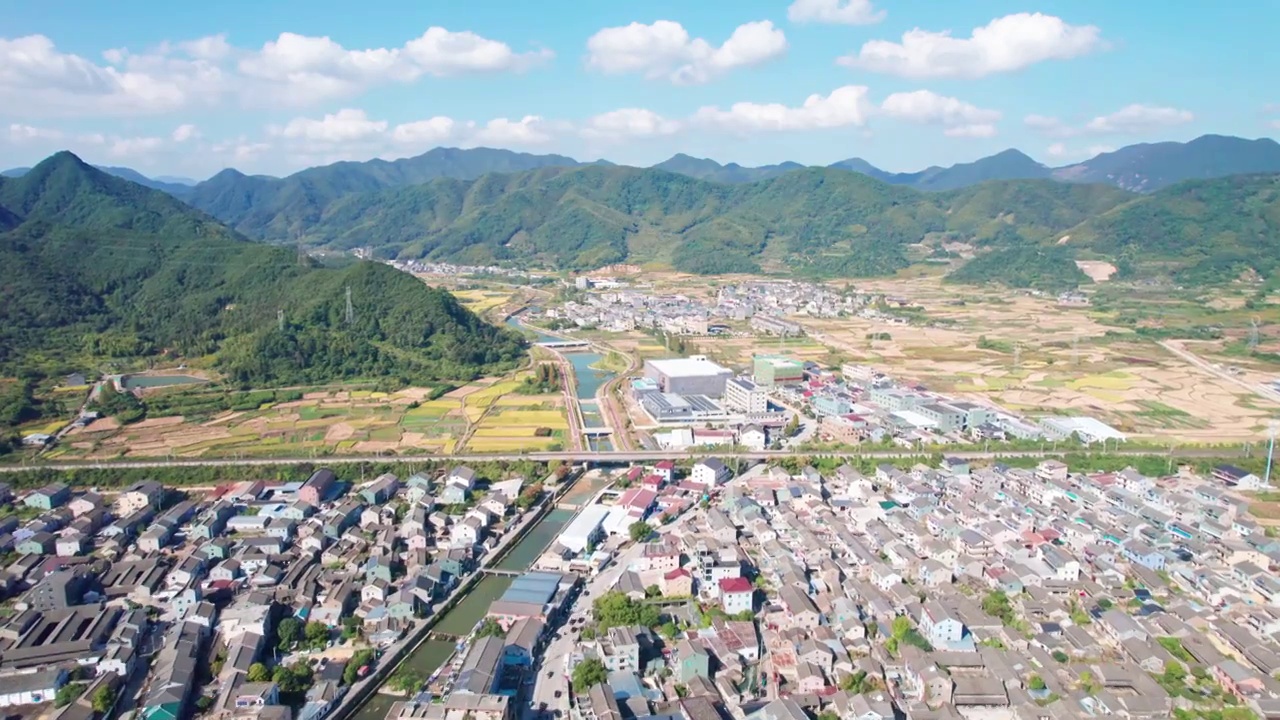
<box><xmin>2</xmin><ymin>0</ymin><xmax>1277</xmax><ymax>180</ymax></box>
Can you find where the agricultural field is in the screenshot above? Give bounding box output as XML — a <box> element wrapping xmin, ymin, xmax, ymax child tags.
<box><xmin>588</xmin><ymin>272</ymin><xmax>1280</xmax><ymax>443</ymax></box>
<box><xmin>51</xmin><ymin>372</ymin><xmax>569</xmax><ymax>460</ymax></box>
<box><xmin>452</xmin><ymin>287</ymin><xmax>519</xmax><ymax>318</ymax></box>
<box><xmin>456</xmin><ymin>376</ymin><xmax>570</xmax><ymax>454</ymax></box>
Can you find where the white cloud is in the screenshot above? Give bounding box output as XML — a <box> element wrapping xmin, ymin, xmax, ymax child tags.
<box><xmin>275</xmin><ymin>108</ymin><xmax>389</xmax><ymax>143</ymax></box>
<box><xmin>391</xmin><ymin>117</ymin><xmax>458</xmax><ymax>145</ymax></box>
<box><xmin>582</xmin><ymin>109</ymin><xmax>681</xmax><ymax>140</ymax></box>
<box><xmin>879</xmin><ymin>90</ymin><xmax>1000</xmax><ymax>138</ymax></box>
<box><xmin>1026</xmin><ymin>104</ymin><xmax>1194</xmax><ymax>138</ymax></box>
<box><xmin>108</xmin><ymin>136</ymin><xmax>165</xmax><ymax>158</ymax></box>
<box><xmin>172</xmin><ymin>123</ymin><xmax>200</xmax><ymax>142</ymax></box>
<box><xmin>585</xmin><ymin>20</ymin><xmax>787</xmax><ymax>85</ymax></box>
<box><xmin>839</xmin><ymin>13</ymin><xmax>1104</xmax><ymax>79</ymax></box>
<box><xmin>693</xmin><ymin>85</ymin><xmax>870</xmax><ymax>133</ymax></box>
<box><xmin>472</xmin><ymin>116</ymin><xmax>552</xmax><ymax>145</ymax></box>
<box><xmin>787</xmin><ymin>0</ymin><xmax>885</xmax><ymax>25</ymax></box>
<box><xmin>1046</xmin><ymin>142</ymin><xmax>1069</xmax><ymax>158</ymax></box>
<box><xmin>9</xmin><ymin>123</ymin><xmax>65</xmax><ymax>141</ymax></box>
<box><xmin>0</xmin><ymin>28</ymin><xmax>550</xmax><ymax>118</ymax></box>
<box><xmin>1084</xmin><ymin>104</ymin><xmax>1193</xmax><ymax>134</ymax></box>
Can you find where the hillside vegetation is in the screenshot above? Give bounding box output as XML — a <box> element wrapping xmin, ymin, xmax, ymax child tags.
<box><xmin>0</xmin><ymin>152</ymin><xmax>526</xmax><ymax>387</ymax></box>
<box><xmin>185</xmin><ymin>164</ymin><xmax>1139</xmax><ymax>278</ymax></box>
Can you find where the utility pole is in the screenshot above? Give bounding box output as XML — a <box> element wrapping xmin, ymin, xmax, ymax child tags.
<box><xmin>1266</xmin><ymin>421</ymin><xmax>1279</xmax><ymax>488</ymax></box>
<box><xmin>1250</xmin><ymin>317</ymin><xmax>1261</xmax><ymax>354</ymax></box>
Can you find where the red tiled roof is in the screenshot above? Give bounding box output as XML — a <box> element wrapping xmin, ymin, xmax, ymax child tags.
<box><xmin>664</xmin><ymin>568</ymin><xmax>691</xmax><ymax>580</ymax></box>
<box><xmin>655</xmin><ymin>460</ymin><xmax>676</xmax><ymax>470</ymax></box>
<box><xmin>719</xmin><ymin>576</ymin><xmax>753</xmax><ymax>594</ymax></box>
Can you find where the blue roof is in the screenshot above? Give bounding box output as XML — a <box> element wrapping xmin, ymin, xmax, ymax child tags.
<box><xmin>498</xmin><ymin>572</ymin><xmax>561</xmax><ymax>605</ymax></box>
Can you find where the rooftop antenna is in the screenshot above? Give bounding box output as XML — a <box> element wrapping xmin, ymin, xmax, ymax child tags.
<box><xmin>345</xmin><ymin>285</ymin><xmax>354</xmax><ymax>326</ymax></box>
<box><xmin>1249</xmin><ymin>316</ymin><xmax>1261</xmax><ymax>353</ymax></box>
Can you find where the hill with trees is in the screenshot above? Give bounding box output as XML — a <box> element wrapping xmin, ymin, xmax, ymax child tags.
<box><xmin>0</xmin><ymin>152</ymin><xmax>526</xmax><ymax>386</ymax></box>
<box><xmin>182</xmin><ymin>163</ymin><xmax>1139</xmax><ymax>278</ymax></box>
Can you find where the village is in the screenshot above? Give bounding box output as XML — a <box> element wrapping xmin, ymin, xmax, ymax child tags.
<box><xmin>0</xmin><ymin>452</ymin><xmax>1278</xmax><ymax>720</ymax></box>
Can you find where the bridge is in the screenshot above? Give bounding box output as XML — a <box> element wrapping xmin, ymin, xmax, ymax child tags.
<box><xmin>582</xmin><ymin>427</ymin><xmax>613</xmax><ymax>436</ymax></box>
<box><xmin>536</xmin><ymin>340</ymin><xmax>590</xmax><ymax>349</ymax></box>
<box><xmin>481</xmin><ymin>567</ymin><xmax>522</xmax><ymax>577</ymax></box>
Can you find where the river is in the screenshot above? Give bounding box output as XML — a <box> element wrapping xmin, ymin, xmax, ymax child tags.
<box><xmin>348</xmin><ymin>507</ymin><xmax>576</xmax><ymax>720</ymax></box>
<box><xmin>505</xmin><ymin>313</ymin><xmax>618</xmax><ymax>450</ymax></box>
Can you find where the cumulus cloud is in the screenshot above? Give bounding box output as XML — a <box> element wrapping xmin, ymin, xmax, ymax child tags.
<box><xmin>838</xmin><ymin>13</ymin><xmax>1104</xmax><ymax>79</ymax></box>
<box><xmin>581</xmin><ymin>109</ymin><xmax>681</xmax><ymax>140</ymax></box>
<box><xmin>1084</xmin><ymin>104</ymin><xmax>1193</xmax><ymax>134</ymax></box>
<box><xmin>0</xmin><ymin>28</ymin><xmax>551</xmax><ymax>117</ymax></box>
<box><xmin>172</xmin><ymin>123</ymin><xmax>200</xmax><ymax>142</ymax></box>
<box><xmin>472</xmin><ymin>116</ymin><xmax>553</xmax><ymax>145</ymax></box>
<box><xmin>879</xmin><ymin>90</ymin><xmax>1000</xmax><ymax>138</ymax></box>
<box><xmin>585</xmin><ymin>20</ymin><xmax>787</xmax><ymax>84</ymax></box>
<box><xmin>1026</xmin><ymin>104</ymin><xmax>1194</xmax><ymax>138</ymax></box>
<box><xmin>391</xmin><ymin>117</ymin><xmax>457</xmax><ymax>145</ymax></box>
<box><xmin>274</xmin><ymin>108</ymin><xmax>389</xmax><ymax>143</ymax></box>
<box><xmin>693</xmin><ymin>85</ymin><xmax>870</xmax><ymax>133</ymax></box>
<box><xmin>787</xmin><ymin>0</ymin><xmax>885</xmax><ymax>25</ymax></box>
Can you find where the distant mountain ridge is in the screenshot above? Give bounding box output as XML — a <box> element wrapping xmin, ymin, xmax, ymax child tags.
<box><xmin>1</xmin><ymin>163</ymin><xmax>196</xmax><ymax>194</ymax></box>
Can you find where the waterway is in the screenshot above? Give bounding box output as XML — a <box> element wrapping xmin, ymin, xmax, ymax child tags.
<box><xmin>121</xmin><ymin>374</ymin><xmax>206</xmax><ymax>389</ymax></box>
<box><xmin>348</xmin><ymin>507</ymin><xmax>577</xmax><ymax>720</ymax></box>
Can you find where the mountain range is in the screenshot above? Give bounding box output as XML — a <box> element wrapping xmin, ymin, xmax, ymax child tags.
<box><xmin>0</xmin><ymin>152</ymin><xmax>526</xmax><ymax>386</ymax></box>
<box><xmin>8</xmin><ymin>133</ymin><xmax>1279</xmax><ymax>199</ymax></box>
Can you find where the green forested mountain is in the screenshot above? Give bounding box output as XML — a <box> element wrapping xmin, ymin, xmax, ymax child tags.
<box><xmin>1051</xmin><ymin>135</ymin><xmax>1280</xmax><ymax>192</ymax></box>
<box><xmin>651</xmin><ymin>154</ymin><xmax>805</xmax><ymax>184</ymax></box>
<box><xmin>192</xmin><ymin>163</ymin><xmax>1137</xmax><ymax>277</ymax></box>
<box><xmin>1066</xmin><ymin>173</ymin><xmax>1280</xmax><ymax>283</ymax></box>
<box><xmin>0</xmin><ymin>152</ymin><xmax>525</xmax><ymax>385</ymax></box>
<box><xmin>945</xmin><ymin>245</ymin><xmax>1089</xmax><ymax>291</ymax></box>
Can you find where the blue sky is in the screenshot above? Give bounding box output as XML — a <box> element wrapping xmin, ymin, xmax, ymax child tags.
<box><xmin>1</xmin><ymin>0</ymin><xmax>1276</xmax><ymax>179</ymax></box>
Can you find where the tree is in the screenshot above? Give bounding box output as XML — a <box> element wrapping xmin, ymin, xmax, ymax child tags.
<box><xmin>55</xmin><ymin>683</ymin><xmax>86</xmax><ymax>708</ymax></box>
<box><xmin>658</xmin><ymin>621</ymin><xmax>679</xmax><ymax>640</ymax></box>
<box><xmin>593</xmin><ymin>591</ymin><xmax>660</xmax><ymax>630</ymax></box>
<box><xmin>276</xmin><ymin>617</ymin><xmax>301</xmax><ymax>650</ymax></box>
<box><xmin>389</xmin><ymin>666</ymin><xmax>424</xmax><ymax>694</ymax></box>
<box><xmin>247</xmin><ymin>663</ymin><xmax>271</xmax><ymax>682</ymax></box>
<box><xmin>475</xmin><ymin>618</ymin><xmax>506</xmax><ymax>639</ymax></box>
<box><xmin>273</xmin><ymin>663</ymin><xmax>314</xmax><ymax>694</ymax></box>
<box><xmin>91</xmin><ymin>684</ymin><xmax>117</xmax><ymax>713</ymax></box>
<box><xmin>344</xmin><ymin>649</ymin><xmax>376</xmax><ymax>685</ymax></box>
<box><xmin>341</xmin><ymin>616</ymin><xmax>360</xmax><ymax>641</ymax></box>
<box><xmin>304</xmin><ymin>621</ymin><xmax>330</xmax><ymax>649</ymax></box>
<box><xmin>784</xmin><ymin>415</ymin><xmax>800</xmax><ymax>437</ymax></box>
<box><xmin>629</xmin><ymin>521</ymin><xmax>653</xmax><ymax>543</ymax></box>
<box><xmin>981</xmin><ymin>590</ymin><xmax>1015</xmax><ymax>625</ymax></box>
<box><xmin>1051</xmin><ymin>650</ymin><xmax>1069</xmax><ymax>663</ymax></box>
<box><xmin>817</xmin><ymin>712</ymin><xmax>839</xmax><ymax>720</ymax></box>
<box><xmin>645</xmin><ymin>584</ymin><xmax>662</xmax><ymax>599</ymax></box>
<box><xmin>571</xmin><ymin>657</ymin><xmax>608</xmax><ymax>693</ymax></box>
<box><xmin>1028</xmin><ymin>675</ymin><xmax>1046</xmax><ymax>691</ymax></box>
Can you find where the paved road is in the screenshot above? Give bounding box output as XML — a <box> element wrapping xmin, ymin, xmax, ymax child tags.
<box><xmin>0</xmin><ymin>446</ymin><xmax>1252</xmax><ymax>474</ymax></box>
<box><xmin>524</xmin><ymin>532</ymin><xmax>665</xmax><ymax>720</ymax></box>
<box><xmin>1160</xmin><ymin>340</ymin><xmax>1280</xmax><ymax>406</ymax></box>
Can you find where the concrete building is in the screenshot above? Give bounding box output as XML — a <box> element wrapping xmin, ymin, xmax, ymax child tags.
<box><xmin>723</xmin><ymin>378</ymin><xmax>767</xmax><ymax>413</ymax></box>
<box><xmin>644</xmin><ymin>357</ymin><xmax>733</xmax><ymax>397</ymax></box>
<box><xmin>299</xmin><ymin>469</ymin><xmax>338</xmax><ymax>506</ymax></box>
<box><xmin>557</xmin><ymin>505</ymin><xmax>610</xmax><ymax>554</ymax></box>
<box><xmin>752</xmin><ymin>356</ymin><xmax>804</xmax><ymax>388</ymax></box>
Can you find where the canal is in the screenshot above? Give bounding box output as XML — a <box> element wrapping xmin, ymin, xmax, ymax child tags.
<box><xmin>348</xmin><ymin>507</ymin><xmax>577</xmax><ymax>720</ymax></box>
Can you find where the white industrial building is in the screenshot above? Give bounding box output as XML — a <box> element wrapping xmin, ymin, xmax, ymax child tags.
<box><xmin>1039</xmin><ymin>416</ymin><xmax>1127</xmax><ymax>444</ymax></box>
<box><xmin>556</xmin><ymin>505</ymin><xmax>611</xmax><ymax>554</ymax></box>
<box><xmin>643</xmin><ymin>357</ymin><xmax>733</xmax><ymax>397</ymax></box>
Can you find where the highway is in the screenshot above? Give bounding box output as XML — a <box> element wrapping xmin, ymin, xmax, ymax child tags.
<box><xmin>1159</xmin><ymin>339</ymin><xmax>1280</xmax><ymax>405</ymax></box>
<box><xmin>0</xmin><ymin>445</ymin><xmax>1255</xmax><ymax>474</ymax></box>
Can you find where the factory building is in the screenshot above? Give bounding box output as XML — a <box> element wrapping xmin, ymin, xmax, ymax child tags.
<box><xmin>752</xmin><ymin>356</ymin><xmax>804</xmax><ymax>388</ymax></box>
<box><xmin>643</xmin><ymin>357</ymin><xmax>733</xmax><ymax>397</ymax></box>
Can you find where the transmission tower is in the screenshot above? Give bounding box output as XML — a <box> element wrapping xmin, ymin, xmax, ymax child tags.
<box><xmin>345</xmin><ymin>285</ymin><xmax>354</xmax><ymax>326</ymax></box>
<box><xmin>1249</xmin><ymin>316</ymin><xmax>1261</xmax><ymax>353</ymax></box>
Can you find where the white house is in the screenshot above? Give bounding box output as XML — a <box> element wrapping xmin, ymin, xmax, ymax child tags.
<box><xmin>739</xmin><ymin>425</ymin><xmax>767</xmax><ymax>451</ymax></box>
<box><xmin>919</xmin><ymin>602</ymin><xmax>964</xmax><ymax>645</ymax></box>
<box><xmin>718</xmin><ymin>577</ymin><xmax>754</xmax><ymax>614</ymax></box>
<box><xmin>692</xmin><ymin>459</ymin><xmax>732</xmax><ymax>488</ymax></box>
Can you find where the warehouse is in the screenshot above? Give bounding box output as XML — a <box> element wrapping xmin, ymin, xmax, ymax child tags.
<box><xmin>643</xmin><ymin>357</ymin><xmax>733</xmax><ymax>397</ymax></box>
<box><xmin>556</xmin><ymin>505</ymin><xmax>611</xmax><ymax>554</ymax></box>
<box><xmin>486</xmin><ymin>572</ymin><xmax>572</xmax><ymax>628</ymax></box>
